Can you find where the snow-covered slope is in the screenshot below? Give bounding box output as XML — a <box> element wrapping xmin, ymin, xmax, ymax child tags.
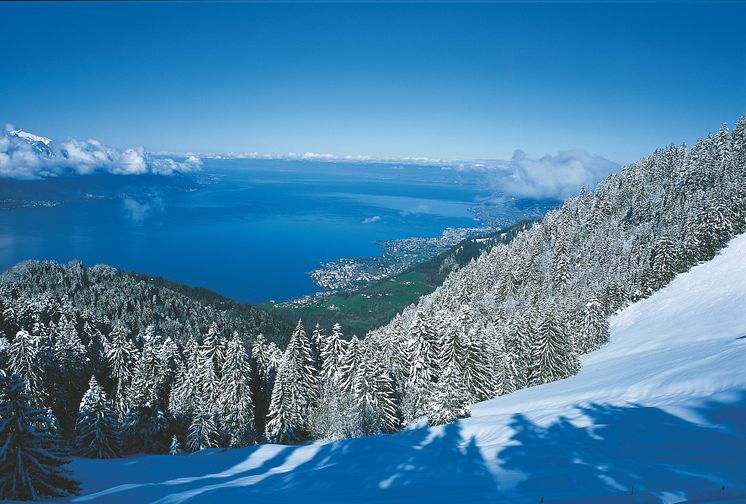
<box><xmin>9</xmin><ymin>129</ymin><xmax>52</xmax><ymax>146</ymax></box>
<box><xmin>69</xmin><ymin>233</ymin><xmax>746</xmax><ymax>504</ymax></box>
<box><xmin>8</xmin><ymin>128</ymin><xmax>54</xmax><ymax>157</ymax></box>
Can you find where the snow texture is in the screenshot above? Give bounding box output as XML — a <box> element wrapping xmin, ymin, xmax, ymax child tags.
<box><xmin>67</xmin><ymin>233</ymin><xmax>746</xmax><ymax>503</ymax></box>
<box><xmin>9</xmin><ymin>129</ymin><xmax>52</xmax><ymax>146</ymax></box>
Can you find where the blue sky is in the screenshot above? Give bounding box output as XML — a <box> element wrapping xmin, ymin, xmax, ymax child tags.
<box><xmin>1</xmin><ymin>2</ymin><xmax>744</xmax><ymax>163</ymax></box>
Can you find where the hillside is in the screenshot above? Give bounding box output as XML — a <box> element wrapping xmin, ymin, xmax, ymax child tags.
<box><xmin>67</xmin><ymin>231</ymin><xmax>746</xmax><ymax>503</ymax></box>
<box><xmin>266</xmin><ymin>220</ymin><xmax>535</xmax><ymax>335</ymax></box>
<box><xmin>0</xmin><ymin>260</ymin><xmax>293</xmax><ymax>346</ymax></box>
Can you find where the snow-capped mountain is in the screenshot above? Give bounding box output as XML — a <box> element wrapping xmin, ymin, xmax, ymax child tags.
<box><xmin>9</xmin><ymin>128</ymin><xmax>52</xmax><ymax>146</ymax></box>
<box><xmin>8</xmin><ymin>128</ymin><xmax>54</xmax><ymax>157</ymax></box>
<box><xmin>67</xmin><ymin>231</ymin><xmax>746</xmax><ymax>503</ymax></box>
<box><xmin>1</xmin><ymin>126</ymin><xmax>201</xmax><ymax>178</ymax></box>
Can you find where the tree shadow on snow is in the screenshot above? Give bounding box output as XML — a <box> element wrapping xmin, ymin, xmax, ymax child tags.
<box><xmin>497</xmin><ymin>392</ymin><xmax>746</xmax><ymax>503</ymax></box>
<box><xmin>72</xmin><ymin>392</ymin><xmax>746</xmax><ymax>503</ymax></box>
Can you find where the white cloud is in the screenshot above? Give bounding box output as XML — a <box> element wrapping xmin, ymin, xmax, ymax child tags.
<box><xmin>402</xmin><ymin>203</ymin><xmax>434</xmax><ymax>216</ymax></box>
<box><xmin>301</xmin><ymin>151</ymin><xmax>335</xmax><ymax>160</ymax></box>
<box><xmin>0</xmin><ymin>125</ymin><xmax>202</xmax><ymax>179</ymax></box>
<box><xmin>122</xmin><ymin>196</ymin><xmax>164</xmax><ymax>222</ymax></box>
<box><xmin>449</xmin><ymin>149</ymin><xmax>620</xmax><ymax>200</ymax></box>
<box><xmin>149</xmin><ymin>154</ymin><xmax>202</xmax><ymax>175</ymax></box>
<box><xmin>362</xmin><ymin>215</ymin><xmax>382</xmax><ymax>224</ymax></box>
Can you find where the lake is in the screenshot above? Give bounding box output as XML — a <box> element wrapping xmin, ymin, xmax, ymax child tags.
<box><xmin>0</xmin><ymin>159</ymin><xmax>547</xmax><ymax>303</ymax></box>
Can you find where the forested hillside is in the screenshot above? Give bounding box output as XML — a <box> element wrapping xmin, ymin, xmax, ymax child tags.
<box><xmin>0</xmin><ymin>260</ymin><xmax>293</xmax><ymax>345</ymax></box>
<box><xmin>0</xmin><ymin>118</ymin><xmax>744</xmax><ymax>500</ymax></box>
<box><xmin>65</xmin><ymin>225</ymin><xmax>746</xmax><ymax>503</ymax></box>
<box><xmin>366</xmin><ymin>117</ymin><xmax>746</xmax><ymax>425</ymax></box>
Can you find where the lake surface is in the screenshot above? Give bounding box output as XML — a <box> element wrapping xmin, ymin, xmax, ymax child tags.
<box><xmin>0</xmin><ymin>159</ymin><xmax>542</xmax><ymax>303</ymax></box>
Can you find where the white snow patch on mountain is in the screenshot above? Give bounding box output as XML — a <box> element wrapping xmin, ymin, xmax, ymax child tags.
<box><xmin>68</xmin><ymin>232</ymin><xmax>746</xmax><ymax>503</ymax></box>
<box><xmin>9</xmin><ymin>129</ymin><xmax>52</xmax><ymax>146</ymax></box>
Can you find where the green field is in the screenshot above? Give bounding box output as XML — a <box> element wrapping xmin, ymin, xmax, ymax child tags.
<box><xmin>262</xmin><ymin>220</ymin><xmax>537</xmax><ymax>337</ymax></box>
<box><xmin>262</xmin><ymin>270</ymin><xmax>436</xmax><ymax>336</ymax></box>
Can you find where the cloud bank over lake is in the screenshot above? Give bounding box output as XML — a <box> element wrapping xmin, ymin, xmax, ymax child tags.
<box><xmin>0</xmin><ymin>125</ymin><xmax>201</xmax><ymax>179</ymax></box>
<box><xmin>449</xmin><ymin>149</ymin><xmax>620</xmax><ymax>200</ymax></box>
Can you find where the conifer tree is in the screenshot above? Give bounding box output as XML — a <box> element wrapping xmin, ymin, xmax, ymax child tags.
<box><xmin>218</xmin><ymin>339</ymin><xmax>255</xmax><ymax>447</ymax></box>
<box><xmin>426</xmin><ymin>320</ymin><xmax>471</xmax><ymax>425</ymax></box>
<box><xmin>732</xmin><ymin>116</ymin><xmax>746</xmax><ymax>168</ymax></box>
<box><xmin>578</xmin><ymin>299</ymin><xmax>609</xmax><ymax>353</ymax></box>
<box><xmin>200</xmin><ymin>322</ymin><xmax>225</xmax><ymax>374</ymax></box>
<box><xmin>7</xmin><ymin>329</ymin><xmax>46</xmax><ymax>407</ymax></box>
<box><xmin>187</xmin><ymin>398</ymin><xmax>218</xmax><ymax>452</ymax></box>
<box><xmin>168</xmin><ymin>344</ymin><xmax>198</xmax><ymax>428</ymax></box>
<box><xmin>320</xmin><ymin>323</ymin><xmax>346</xmax><ymax>384</ymax></box>
<box><xmin>105</xmin><ymin>323</ymin><xmax>137</xmax><ymax>417</ymax></box>
<box><xmin>528</xmin><ymin>310</ymin><xmax>578</xmax><ymax>386</ymax></box>
<box><xmin>339</xmin><ymin>335</ymin><xmax>362</xmax><ymax>394</ymax></box>
<box><xmin>197</xmin><ymin>357</ymin><xmax>219</xmax><ymax>411</ymax></box>
<box><xmin>427</xmin><ymin>358</ymin><xmax>470</xmax><ymax>426</ymax></box>
<box><xmin>123</xmin><ymin>404</ymin><xmax>171</xmax><ymax>454</ymax></box>
<box><xmin>249</xmin><ymin>334</ymin><xmax>280</xmax><ymax>440</ymax></box>
<box><xmin>353</xmin><ymin>357</ymin><xmax>399</xmax><ymax>434</ymax></box>
<box><xmin>462</xmin><ymin>327</ymin><xmax>495</xmax><ymax>403</ymax></box>
<box><xmin>504</xmin><ymin>310</ymin><xmax>535</xmax><ymax>392</ymax></box>
<box><xmin>265</xmin><ymin>322</ymin><xmax>318</xmax><ymax>443</ymax></box>
<box><xmin>75</xmin><ymin>376</ymin><xmax>121</xmax><ymax>459</ymax></box>
<box><xmin>128</xmin><ymin>335</ymin><xmax>163</xmax><ymax>412</ymax></box>
<box><xmin>264</xmin><ymin>356</ymin><xmax>305</xmax><ymax>443</ymax></box>
<box><xmin>551</xmin><ymin>239</ymin><xmax>572</xmax><ymax>289</ymax></box>
<box><xmin>292</xmin><ymin>321</ymin><xmax>318</xmax><ymax>406</ymax></box>
<box><xmin>403</xmin><ymin>328</ymin><xmax>434</xmax><ymax>422</ymax></box>
<box><xmin>650</xmin><ymin>235</ymin><xmax>679</xmax><ymax>290</ymax></box>
<box><xmin>157</xmin><ymin>336</ymin><xmax>180</xmax><ymax>401</ymax></box>
<box><xmin>169</xmin><ymin>435</ymin><xmax>181</xmax><ymax>455</ymax></box>
<box><xmin>54</xmin><ymin>315</ymin><xmax>87</xmax><ymax>379</ymax></box>
<box><xmin>0</xmin><ymin>375</ymin><xmax>80</xmax><ymax>500</ymax></box>
<box><xmin>310</xmin><ymin>323</ymin><xmax>323</xmax><ymax>370</ymax></box>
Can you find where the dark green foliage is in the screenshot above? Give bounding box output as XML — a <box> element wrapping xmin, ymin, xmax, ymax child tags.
<box><xmin>528</xmin><ymin>312</ymin><xmax>578</xmax><ymax>386</ymax></box>
<box><xmin>0</xmin><ymin>375</ymin><xmax>80</xmax><ymax>500</ymax></box>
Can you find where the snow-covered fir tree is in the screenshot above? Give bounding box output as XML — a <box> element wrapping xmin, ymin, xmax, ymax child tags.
<box><xmin>265</xmin><ymin>321</ymin><xmax>317</xmax><ymax>443</ymax></box>
<box><xmin>0</xmin><ymin>374</ymin><xmax>80</xmax><ymax>500</ymax></box>
<box><xmin>353</xmin><ymin>356</ymin><xmax>399</xmax><ymax>434</ymax></box>
<box><xmin>528</xmin><ymin>309</ymin><xmax>578</xmax><ymax>386</ymax></box>
<box><xmin>577</xmin><ymin>299</ymin><xmax>610</xmax><ymax>353</ymax></box>
<box><xmin>6</xmin><ymin>329</ymin><xmax>46</xmax><ymax>407</ymax></box>
<box><xmin>426</xmin><ymin>319</ymin><xmax>471</xmax><ymax>425</ymax></box>
<box><xmin>105</xmin><ymin>323</ymin><xmax>137</xmax><ymax>418</ymax></box>
<box><xmin>339</xmin><ymin>335</ymin><xmax>362</xmax><ymax>394</ymax></box>
<box><xmin>187</xmin><ymin>398</ymin><xmax>218</xmax><ymax>452</ymax></box>
<box><xmin>75</xmin><ymin>376</ymin><xmax>121</xmax><ymax>459</ymax></box>
<box><xmin>169</xmin><ymin>435</ymin><xmax>182</xmax><ymax>455</ymax></box>
<box><xmin>218</xmin><ymin>338</ymin><xmax>255</xmax><ymax>447</ymax></box>
<box><xmin>402</xmin><ymin>315</ymin><xmax>436</xmax><ymax>422</ymax></box>
<box><xmin>264</xmin><ymin>359</ymin><xmax>304</xmax><ymax>443</ymax></box>
<box><xmin>319</xmin><ymin>322</ymin><xmax>346</xmax><ymax>384</ymax></box>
